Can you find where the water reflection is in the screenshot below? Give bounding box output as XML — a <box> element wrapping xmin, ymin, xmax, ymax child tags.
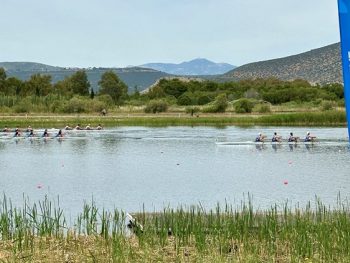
<box><xmin>271</xmin><ymin>144</ymin><xmax>282</xmax><ymax>152</ymax></box>
<box><xmin>70</xmin><ymin>138</ymin><xmax>89</xmax><ymax>154</ymax></box>
<box><xmin>255</xmin><ymin>144</ymin><xmax>267</xmax><ymax>151</ymax></box>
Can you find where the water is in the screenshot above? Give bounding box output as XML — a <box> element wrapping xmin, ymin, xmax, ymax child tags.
<box><xmin>0</xmin><ymin>126</ymin><xmax>349</xmax><ymax>215</ymax></box>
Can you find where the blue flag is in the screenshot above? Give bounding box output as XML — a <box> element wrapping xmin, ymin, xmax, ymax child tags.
<box><xmin>338</xmin><ymin>0</ymin><xmax>350</xmax><ymax>138</ymax></box>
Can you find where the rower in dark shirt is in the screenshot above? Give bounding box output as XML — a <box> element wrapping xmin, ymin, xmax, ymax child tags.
<box><xmin>56</xmin><ymin>129</ymin><xmax>63</xmax><ymax>138</ymax></box>
<box><xmin>42</xmin><ymin>129</ymin><xmax>49</xmax><ymax>137</ymax></box>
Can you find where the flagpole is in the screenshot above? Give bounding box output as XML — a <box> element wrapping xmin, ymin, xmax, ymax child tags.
<box><xmin>338</xmin><ymin>0</ymin><xmax>350</xmax><ymax>139</ymax></box>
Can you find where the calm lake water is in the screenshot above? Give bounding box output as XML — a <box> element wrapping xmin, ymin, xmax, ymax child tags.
<box><xmin>0</xmin><ymin>126</ymin><xmax>349</xmax><ymax>215</ymax></box>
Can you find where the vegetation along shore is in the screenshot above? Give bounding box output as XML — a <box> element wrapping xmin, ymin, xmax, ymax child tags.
<box><xmin>0</xmin><ymin>196</ymin><xmax>349</xmax><ymax>262</ymax></box>
<box><xmin>0</xmin><ymin>111</ymin><xmax>346</xmax><ymax>128</ymax></box>
<box><xmin>0</xmin><ymin>67</ymin><xmax>346</xmax><ymax>127</ymax></box>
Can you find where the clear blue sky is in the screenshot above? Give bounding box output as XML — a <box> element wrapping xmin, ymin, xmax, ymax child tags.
<box><xmin>0</xmin><ymin>0</ymin><xmax>340</xmax><ymax>67</ymax></box>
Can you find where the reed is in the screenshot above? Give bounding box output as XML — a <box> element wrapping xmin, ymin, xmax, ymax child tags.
<box><xmin>0</xmin><ymin>195</ymin><xmax>350</xmax><ymax>261</ymax></box>
<box><xmin>0</xmin><ymin>111</ymin><xmax>346</xmax><ymax>128</ymax></box>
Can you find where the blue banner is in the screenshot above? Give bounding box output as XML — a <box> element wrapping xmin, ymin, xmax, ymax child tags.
<box><xmin>338</xmin><ymin>0</ymin><xmax>350</xmax><ymax>139</ymax></box>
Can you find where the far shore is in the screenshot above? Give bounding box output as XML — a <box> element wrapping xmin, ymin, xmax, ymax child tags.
<box><xmin>0</xmin><ymin>110</ymin><xmax>346</xmax><ymax>128</ymax></box>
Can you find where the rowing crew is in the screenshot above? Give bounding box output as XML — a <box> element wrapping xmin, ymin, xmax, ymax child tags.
<box><xmin>12</xmin><ymin>128</ymin><xmax>64</xmax><ymax>138</ymax></box>
<box><xmin>256</xmin><ymin>131</ymin><xmax>316</xmax><ymax>143</ymax></box>
<box><xmin>64</xmin><ymin>124</ymin><xmax>103</xmax><ymax>130</ymax></box>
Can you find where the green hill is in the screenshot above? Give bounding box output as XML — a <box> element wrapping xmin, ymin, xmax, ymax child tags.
<box><xmin>1</xmin><ymin>63</ymin><xmax>171</xmax><ymax>92</ymax></box>
<box><xmin>220</xmin><ymin>43</ymin><xmax>342</xmax><ymax>84</ymax></box>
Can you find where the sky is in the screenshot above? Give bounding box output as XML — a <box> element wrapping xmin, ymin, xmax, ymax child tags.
<box><xmin>0</xmin><ymin>0</ymin><xmax>341</xmax><ymax>68</ymax></box>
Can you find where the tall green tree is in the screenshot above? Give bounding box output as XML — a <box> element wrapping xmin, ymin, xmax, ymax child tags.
<box><xmin>5</xmin><ymin>77</ymin><xmax>23</xmax><ymax>95</ymax></box>
<box><xmin>0</xmin><ymin>67</ymin><xmax>7</xmax><ymax>94</ymax></box>
<box><xmin>22</xmin><ymin>74</ymin><xmax>52</xmax><ymax>96</ymax></box>
<box><xmin>70</xmin><ymin>70</ymin><xmax>90</xmax><ymax>96</ymax></box>
<box><xmin>98</xmin><ymin>71</ymin><xmax>128</xmax><ymax>103</ymax></box>
<box><xmin>0</xmin><ymin>67</ymin><xmax>6</xmax><ymax>81</ymax></box>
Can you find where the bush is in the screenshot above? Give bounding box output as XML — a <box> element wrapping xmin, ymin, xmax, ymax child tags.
<box><xmin>177</xmin><ymin>94</ymin><xmax>193</xmax><ymax>106</ymax></box>
<box><xmin>203</xmin><ymin>94</ymin><xmax>228</xmax><ymax>113</ymax></box>
<box><xmin>254</xmin><ymin>103</ymin><xmax>271</xmax><ymax>113</ymax></box>
<box><xmin>185</xmin><ymin>106</ymin><xmax>200</xmax><ymax>116</ymax></box>
<box><xmin>197</xmin><ymin>95</ymin><xmax>212</xmax><ymax>105</ymax></box>
<box><xmin>96</xmin><ymin>94</ymin><xmax>114</xmax><ymax>107</ymax></box>
<box><xmin>144</xmin><ymin>100</ymin><xmax>168</xmax><ymax>113</ymax></box>
<box><xmin>14</xmin><ymin>98</ymin><xmax>32</xmax><ymax>113</ymax></box>
<box><xmin>321</xmin><ymin>100</ymin><xmax>336</xmax><ymax>111</ymax></box>
<box><xmin>234</xmin><ymin>99</ymin><xmax>254</xmax><ymax>113</ymax></box>
<box><xmin>62</xmin><ymin>97</ymin><xmax>89</xmax><ymax>113</ymax></box>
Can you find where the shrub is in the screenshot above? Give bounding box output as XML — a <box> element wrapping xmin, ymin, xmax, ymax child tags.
<box><xmin>62</xmin><ymin>97</ymin><xmax>89</xmax><ymax>113</ymax></box>
<box><xmin>96</xmin><ymin>94</ymin><xmax>114</xmax><ymax>107</ymax></box>
<box><xmin>203</xmin><ymin>94</ymin><xmax>228</xmax><ymax>113</ymax></box>
<box><xmin>177</xmin><ymin>94</ymin><xmax>193</xmax><ymax>106</ymax></box>
<box><xmin>321</xmin><ymin>100</ymin><xmax>336</xmax><ymax>111</ymax></box>
<box><xmin>185</xmin><ymin>106</ymin><xmax>200</xmax><ymax>116</ymax></box>
<box><xmin>14</xmin><ymin>98</ymin><xmax>32</xmax><ymax>113</ymax></box>
<box><xmin>144</xmin><ymin>100</ymin><xmax>168</xmax><ymax>113</ymax></box>
<box><xmin>197</xmin><ymin>95</ymin><xmax>212</xmax><ymax>105</ymax></box>
<box><xmin>254</xmin><ymin>103</ymin><xmax>271</xmax><ymax>113</ymax></box>
<box><xmin>234</xmin><ymin>98</ymin><xmax>254</xmax><ymax>113</ymax></box>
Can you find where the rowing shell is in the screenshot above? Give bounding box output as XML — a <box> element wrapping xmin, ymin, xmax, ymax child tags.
<box><xmin>215</xmin><ymin>141</ymin><xmax>342</xmax><ymax>146</ymax></box>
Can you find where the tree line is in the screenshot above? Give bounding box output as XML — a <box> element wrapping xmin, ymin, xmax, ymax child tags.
<box><xmin>0</xmin><ymin>67</ymin><xmax>344</xmax><ymax>114</ymax></box>
<box><xmin>0</xmin><ymin>68</ymin><xmax>127</xmax><ymax>102</ymax></box>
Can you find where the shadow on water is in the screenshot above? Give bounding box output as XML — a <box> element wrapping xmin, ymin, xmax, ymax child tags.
<box><xmin>255</xmin><ymin>144</ymin><xmax>267</xmax><ymax>151</ymax></box>
<box><xmin>70</xmin><ymin>138</ymin><xmax>89</xmax><ymax>154</ymax></box>
<box><xmin>272</xmin><ymin>144</ymin><xmax>282</xmax><ymax>152</ymax></box>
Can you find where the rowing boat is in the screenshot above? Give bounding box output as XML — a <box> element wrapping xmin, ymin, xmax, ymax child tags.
<box><xmin>215</xmin><ymin>141</ymin><xmax>345</xmax><ymax>146</ymax></box>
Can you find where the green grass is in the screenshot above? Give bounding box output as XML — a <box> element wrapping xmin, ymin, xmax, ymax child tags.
<box><xmin>0</xmin><ymin>195</ymin><xmax>350</xmax><ymax>261</ymax></box>
<box><xmin>0</xmin><ymin>111</ymin><xmax>347</xmax><ymax>128</ymax></box>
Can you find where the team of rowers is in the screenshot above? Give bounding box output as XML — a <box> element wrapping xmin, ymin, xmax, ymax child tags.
<box><xmin>255</xmin><ymin>131</ymin><xmax>316</xmax><ymax>143</ymax></box>
<box><xmin>2</xmin><ymin>123</ymin><xmax>103</xmax><ymax>138</ymax></box>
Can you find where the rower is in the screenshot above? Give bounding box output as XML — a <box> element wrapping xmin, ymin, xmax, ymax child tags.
<box><xmin>288</xmin><ymin>132</ymin><xmax>299</xmax><ymax>142</ymax></box>
<box><xmin>26</xmin><ymin>126</ymin><xmax>33</xmax><ymax>132</ymax></box>
<box><xmin>14</xmin><ymin>128</ymin><xmax>21</xmax><ymax>137</ymax></box>
<box><xmin>42</xmin><ymin>129</ymin><xmax>49</xmax><ymax>137</ymax></box>
<box><xmin>272</xmin><ymin>132</ymin><xmax>282</xmax><ymax>142</ymax></box>
<box><xmin>96</xmin><ymin>124</ymin><xmax>103</xmax><ymax>130</ymax></box>
<box><xmin>2</xmin><ymin>126</ymin><xmax>9</xmax><ymax>132</ymax></box>
<box><xmin>27</xmin><ymin>130</ymin><xmax>35</xmax><ymax>137</ymax></box>
<box><xmin>85</xmin><ymin>124</ymin><xmax>92</xmax><ymax>130</ymax></box>
<box><xmin>304</xmin><ymin>131</ymin><xmax>316</xmax><ymax>142</ymax></box>
<box><xmin>255</xmin><ymin>133</ymin><xmax>266</xmax><ymax>142</ymax></box>
<box><xmin>56</xmin><ymin>129</ymin><xmax>63</xmax><ymax>138</ymax></box>
<box><xmin>65</xmin><ymin>124</ymin><xmax>72</xmax><ymax>130</ymax></box>
<box><xmin>75</xmin><ymin>124</ymin><xmax>82</xmax><ymax>130</ymax></box>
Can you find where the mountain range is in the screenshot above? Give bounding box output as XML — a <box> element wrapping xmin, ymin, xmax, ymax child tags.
<box><xmin>0</xmin><ymin>42</ymin><xmax>344</xmax><ymax>93</ymax></box>
<box><xmin>141</xmin><ymin>58</ymin><xmax>235</xmax><ymax>75</ymax></box>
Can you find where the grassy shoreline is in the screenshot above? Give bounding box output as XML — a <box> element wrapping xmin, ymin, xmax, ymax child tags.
<box><xmin>0</xmin><ymin>110</ymin><xmax>347</xmax><ymax>128</ymax></box>
<box><xmin>0</xmin><ymin>196</ymin><xmax>350</xmax><ymax>262</ymax></box>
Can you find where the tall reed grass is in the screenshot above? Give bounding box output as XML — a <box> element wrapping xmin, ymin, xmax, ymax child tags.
<box><xmin>0</xmin><ymin>111</ymin><xmax>346</xmax><ymax>128</ymax></box>
<box><xmin>0</xmin><ymin>195</ymin><xmax>350</xmax><ymax>261</ymax></box>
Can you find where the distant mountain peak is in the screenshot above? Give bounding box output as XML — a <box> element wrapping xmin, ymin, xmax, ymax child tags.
<box><xmin>141</xmin><ymin>59</ymin><xmax>235</xmax><ymax>76</ymax></box>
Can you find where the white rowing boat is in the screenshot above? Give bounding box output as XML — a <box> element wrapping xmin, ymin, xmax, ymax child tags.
<box><xmin>215</xmin><ymin>140</ymin><xmax>346</xmax><ymax>146</ymax></box>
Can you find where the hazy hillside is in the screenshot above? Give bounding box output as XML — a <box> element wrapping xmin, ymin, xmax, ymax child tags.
<box><xmin>220</xmin><ymin>43</ymin><xmax>342</xmax><ymax>84</ymax></box>
<box><xmin>0</xmin><ymin>62</ymin><xmax>62</xmax><ymax>72</ymax></box>
<box><xmin>2</xmin><ymin>64</ymin><xmax>171</xmax><ymax>92</ymax></box>
<box><xmin>141</xmin><ymin>58</ymin><xmax>235</xmax><ymax>75</ymax></box>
